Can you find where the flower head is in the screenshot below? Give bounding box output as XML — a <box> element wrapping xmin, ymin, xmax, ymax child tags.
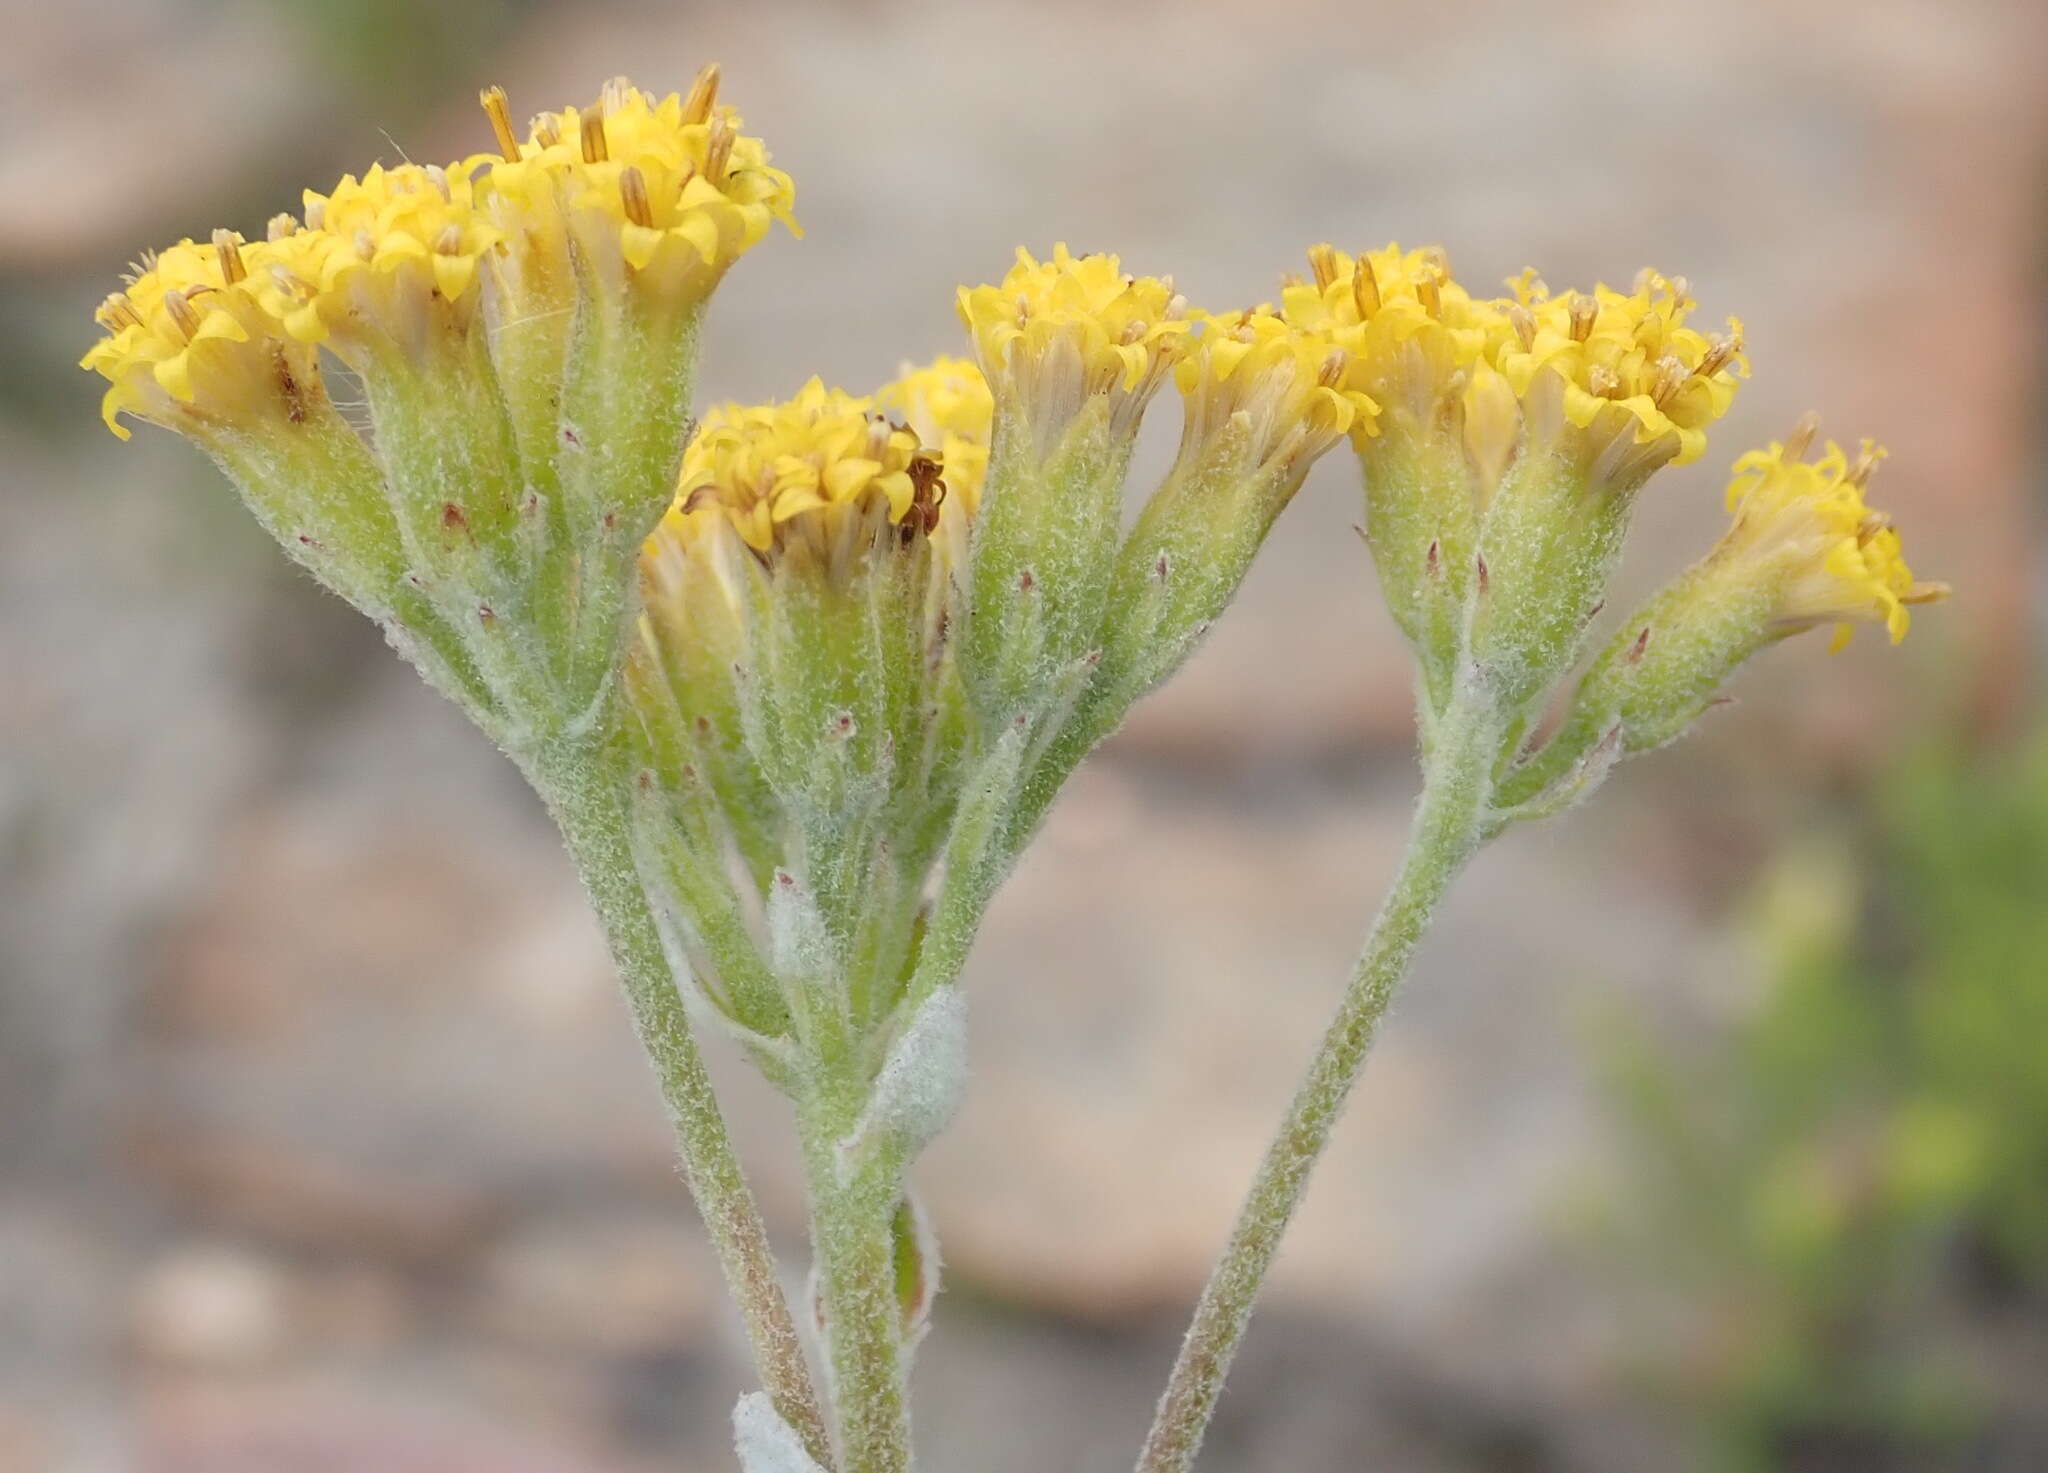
<box><xmin>474</xmin><ymin>71</ymin><xmax>796</xmax><ymax>311</ymax></box>
<box><xmin>1495</xmin><ymin>267</ymin><xmax>1745</xmax><ymax>483</ymax></box>
<box><xmin>80</xmin><ymin>234</ymin><xmax>325</xmax><ymax>440</ymax></box>
<box><xmin>1280</xmin><ymin>243</ymin><xmax>1503</xmax><ymax>431</ymax></box>
<box><xmin>1174</xmin><ymin>307</ymin><xmax>1376</xmax><ymax>486</ymax></box>
<box><xmin>1714</xmin><ymin>424</ymin><xmax>1947</xmax><ymax>649</ymax></box>
<box><xmin>660</xmin><ymin>379</ymin><xmax>950</xmax><ymax>567</ymax></box>
<box><xmin>957</xmin><ymin>244</ymin><xmax>1187</xmax><ymax>444</ymax></box>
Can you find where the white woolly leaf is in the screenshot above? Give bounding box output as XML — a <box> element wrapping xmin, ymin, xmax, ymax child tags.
<box><xmin>732</xmin><ymin>1392</ymin><xmax>828</xmax><ymax>1473</ymax></box>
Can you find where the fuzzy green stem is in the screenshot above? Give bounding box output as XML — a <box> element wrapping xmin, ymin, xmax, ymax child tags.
<box><xmin>801</xmin><ymin>1068</ymin><xmax>912</xmax><ymax>1473</ymax></box>
<box><xmin>530</xmin><ymin>736</ymin><xmax>835</xmax><ymax>1472</ymax></box>
<box><xmin>1136</xmin><ymin>690</ymin><xmax>1499</xmax><ymax>1473</ymax></box>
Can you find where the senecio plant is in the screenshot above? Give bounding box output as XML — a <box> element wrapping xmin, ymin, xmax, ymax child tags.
<box><xmin>85</xmin><ymin>69</ymin><xmax>1945</xmax><ymax>1473</ymax></box>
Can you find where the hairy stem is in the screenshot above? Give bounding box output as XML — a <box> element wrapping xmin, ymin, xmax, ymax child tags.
<box><xmin>1136</xmin><ymin>691</ymin><xmax>1498</xmax><ymax>1473</ymax></box>
<box><xmin>531</xmin><ymin>736</ymin><xmax>835</xmax><ymax>1471</ymax></box>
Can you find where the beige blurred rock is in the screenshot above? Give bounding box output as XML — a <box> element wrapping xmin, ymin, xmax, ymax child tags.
<box><xmin>131</xmin><ymin>1244</ymin><xmax>291</xmax><ymax>1369</ymax></box>
<box><xmin>470</xmin><ymin>1212</ymin><xmax>714</xmax><ymax>1357</ymax></box>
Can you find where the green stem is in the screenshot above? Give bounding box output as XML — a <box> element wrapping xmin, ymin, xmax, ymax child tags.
<box><xmin>801</xmin><ymin>1070</ymin><xmax>912</xmax><ymax>1473</ymax></box>
<box><xmin>1135</xmin><ymin>691</ymin><xmax>1498</xmax><ymax>1473</ymax></box>
<box><xmin>530</xmin><ymin>736</ymin><xmax>835</xmax><ymax>1472</ymax></box>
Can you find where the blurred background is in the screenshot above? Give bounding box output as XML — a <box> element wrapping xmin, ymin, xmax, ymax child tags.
<box><xmin>3</xmin><ymin>0</ymin><xmax>2045</xmax><ymax>1469</ymax></box>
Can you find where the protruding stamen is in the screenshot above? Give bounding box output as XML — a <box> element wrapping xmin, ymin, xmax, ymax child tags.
<box><xmin>619</xmin><ymin>166</ymin><xmax>654</xmax><ymax>227</ymax></box>
<box><xmin>1856</xmin><ymin>511</ymin><xmax>1893</xmax><ymax>546</ymax></box>
<box><xmin>211</xmin><ymin>229</ymin><xmax>247</xmax><ymax>285</ymax></box>
<box><xmin>425</xmin><ymin>163</ymin><xmax>453</xmax><ymax>202</ymax></box>
<box><xmin>601</xmin><ymin>76</ymin><xmax>633</xmax><ymax>116</ymax></box>
<box><xmin>1587</xmin><ymin>365</ymin><xmax>1623</xmax><ymax>397</ymax></box>
<box><xmin>97</xmin><ymin>292</ymin><xmax>144</xmax><ymax>331</ymax></box>
<box><xmin>682</xmin><ymin>63</ymin><xmax>722</xmax><ymax>125</ymax></box>
<box><xmin>1317</xmin><ymin>348</ymin><xmax>1347</xmax><ymax>389</ymax></box>
<box><xmin>1695</xmin><ymin>328</ymin><xmax>1743</xmax><ymax>380</ymax></box>
<box><xmin>480</xmin><ymin>86</ymin><xmax>522</xmax><ymax>158</ymax></box>
<box><xmin>1650</xmin><ymin>356</ymin><xmax>1688</xmax><ymax>407</ymax></box>
<box><xmin>1902</xmin><ymin>582</ymin><xmax>1952</xmax><ymax>605</ymax></box>
<box><xmin>1306</xmin><ymin>243</ymin><xmax>1340</xmax><ymax>292</ymax></box>
<box><xmin>1568</xmin><ymin>292</ymin><xmax>1598</xmax><ymax>343</ymax></box>
<box><xmin>161</xmin><ymin>288</ymin><xmax>203</xmax><ymax>342</ymax></box>
<box><xmin>303</xmin><ymin>197</ymin><xmax>327</xmax><ymax>231</ymax></box>
<box><xmin>1783</xmin><ymin>411</ymin><xmax>1821</xmax><ymax>461</ymax></box>
<box><xmin>1352</xmin><ymin>254</ymin><xmax>1382</xmax><ymax>318</ymax></box>
<box><xmin>532</xmin><ymin>112</ymin><xmax>563</xmax><ymax>148</ymax></box>
<box><xmin>1416</xmin><ymin>268</ymin><xmax>1442</xmax><ymax>317</ymax></box>
<box><xmin>267</xmin><ymin>212</ymin><xmax>298</xmax><ymax>242</ymax></box>
<box><xmin>1845</xmin><ymin>444</ymin><xmax>1883</xmax><ymax>487</ymax></box>
<box><xmin>1119</xmin><ymin>318</ymin><xmax>1150</xmax><ymax>346</ymax></box>
<box><xmin>1508</xmin><ymin>303</ymin><xmax>1537</xmax><ymax>351</ymax></box>
<box><xmin>703</xmin><ymin>116</ymin><xmax>735</xmax><ymax>185</ymax></box>
<box><xmin>579</xmin><ymin>106</ymin><xmax>609</xmax><ymax>164</ymax></box>
<box><xmin>434</xmin><ymin>223</ymin><xmax>464</xmax><ymax>255</ymax></box>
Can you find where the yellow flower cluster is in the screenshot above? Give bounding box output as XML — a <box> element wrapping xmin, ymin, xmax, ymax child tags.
<box><xmin>874</xmin><ymin>357</ymin><xmax>994</xmax><ymax>515</ymax></box>
<box><xmin>1174</xmin><ymin>309</ymin><xmax>1378</xmax><ymax>481</ymax></box>
<box><xmin>1276</xmin><ymin>243</ymin><xmax>1745</xmax><ymax>482</ymax></box>
<box><xmin>661</xmin><ymin>379</ymin><xmax>948</xmax><ymax>558</ymax></box>
<box><xmin>82</xmin><ymin>71</ymin><xmax>795</xmax><ymax>439</ymax></box>
<box><xmin>957</xmin><ymin>244</ymin><xmax>1187</xmax><ymax>434</ymax></box>
<box><xmin>1716</xmin><ymin>429</ymin><xmax>1947</xmax><ymax>649</ymax></box>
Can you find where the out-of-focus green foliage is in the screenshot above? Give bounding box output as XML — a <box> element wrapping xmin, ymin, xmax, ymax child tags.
<box><xmin>1602</xmin><ymin>730</ymin><xmax>2048</xmax><ymax>1472</ymax></box>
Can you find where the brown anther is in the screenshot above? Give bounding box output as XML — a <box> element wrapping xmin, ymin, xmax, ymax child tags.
<box><xmin>1421</xmin><ymin>246</ymin><xmax>1452</xmax><ymax>279</ymax></box>
<box><xmin>1352</xmin><ymin>254</ymin><xmax>1382</xmax><ymax>317</ymax></box>
<box><xmin>1845</xmin><ymin>446</ymin><xmax>1882</xmax><ymax>487</ymax></box>
<box><xmin>703</xmin><ymin>117</ymin><xmax>735</xmax><ymax>185</ymax></box>
<box><xmin>531</xmin><ymin>112</ymin><xmax>562</xmax><ymax>148</ymax></box>
<box><xmin>1280</xmin><ymin>271</ymin><xmax>1306</xmax><ymax>290</ymax></box>
<box><xmin>160</xmin><ymin>288</ymin><xmax>203</xmax><ymax>342</ymax></box>
<box><xmin>1587</xmin><ymin>365</ymin><xmax>1623</xmax><ymax>397</ymax></box>
<box><xmin>1306</xmin><ymin>243</ymin><xmax>1341</xmax><ymax>292</ymax></box>
<box><xmin>1856</xmin><ymin>511</ymin><xmax>1893</xmax><ymax>546</ymax></box>
<box><xmin>480</xmin><ymin>86</ymin><xmax>522</xmax><ymax>158</ymax></box>
<box><xmin>266</xmin><ymin>212</ymin><xmax>298</xmax><ymax>242</ymax></box>
<box><xmin>1650</xmin><ymin>356</ymin><xmax>1688</xmax><ymax>407</ymax></box>
<box><xmin>1624</xmin><ymin>626</ymin><xmax>1651</xmax><ymax>664</ymax></box>
<box><xmin>1782</xmin><ymin>411</ymin><xmax>1821</xmax><ymax>461</ymax></box>
<box><xmin>601</xmin><ymin>76</ymin><xmax>633</xmax><ymax>116</ymax></box>
<box><xmin>1568</xmin><ymin>292</ymin><xmax>1598</xmax><ymax>343</ymax></box>
<box><xmin>682</xmin><ymin>63</ymin><xmax>722</xmax><ymax>125</ymax></box>
<box><xmin>1507</xmin><ymin>303</ymin><xmax>1537</xmax><ymax>351</ymax></box>
<box><xmin>578</xmin><ymin>106</ymin><xmax>609</xmax><ymax>164</ymax></box>
<box><xmin>619</xmin><ymin>166</ymin><xmax>654</xmax><ymax>228</ymax></box>
<box><xmin>211</xmin><ymin>229</ymin><xmax>247</xmax><ymax>285</ymax></box>
<box><xmin>1416</xmin><ymin>268</ymin><xmax>1443</xmax><ymax>317</ymax></box>
<box><xmin>1902</xmin><ymin>582</ymin><xmax>1952</xmax><ymax>605</ymax></box>
<box><xmin>1317</xmin><ymin>348</ymin><xmax>1347</xmax><ymax>389</ymax></box>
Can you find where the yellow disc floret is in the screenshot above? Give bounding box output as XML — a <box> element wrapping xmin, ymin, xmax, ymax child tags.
<box><xmin>1495</xmin><ymin>268</ymin><xmax>1745</xmax><ymax>468</ymax></box>
<box><xmin>957</xmin><ymin>244</ymin><xmax>1188</xmax><ymax>438</ymax></box>
<box><xmin>474</xmin><ymin>71</ymin><xmax>796</xmax><ymax>308</ymax></box>
<box><xmin>660</xmin><ymin>379</ymin><xmax>948</xmax><ymax>561</ymax></box>
<box><xmin>874</xmin><ymin>356</ymin><xmax>993</xmax><ymax>515</ymax></box>
<box><xmin>1717</xmin><ymin>426</ymin><xmax>1947</xmax><ymax>649</ymax></box>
